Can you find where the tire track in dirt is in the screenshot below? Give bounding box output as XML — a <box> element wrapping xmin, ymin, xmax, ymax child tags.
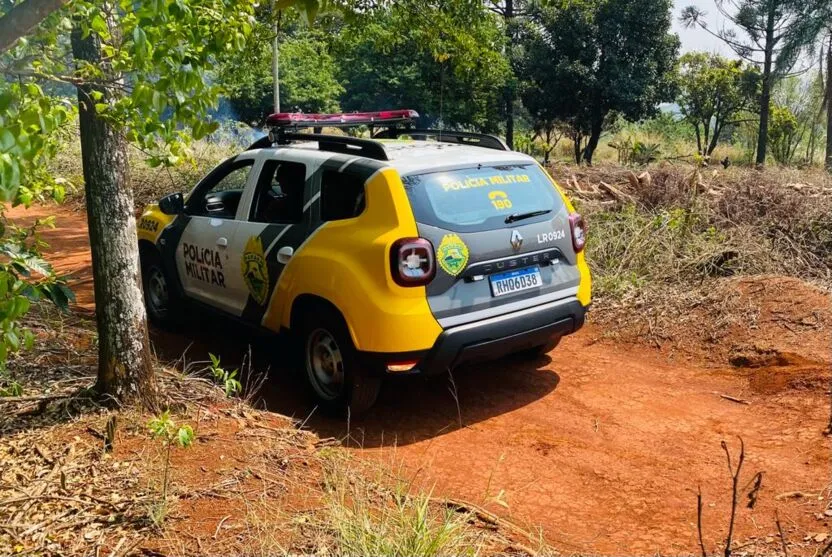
<box><xmin>11</xmin><ymin>203</ymin><xmax>831</xmax><ymax>555</ymax></box>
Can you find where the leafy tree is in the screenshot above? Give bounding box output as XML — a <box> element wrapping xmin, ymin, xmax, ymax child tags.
<box><xmin>774</xmin><ymin>0</ymin><xmax>832</xmax><ymax>168</ymax></box>
<box><xmin>773</xmin><ymin>74</ymin><xmax>826</xmax><ymax>164</ymax></box>
<box><xmin>519</xmin><ymin>0</ymin><xmax>679</xmax><ymax>165</ymax></box>
<box><xmin>217</xmin><ymin>15</ymin><xmax>344</xmax><ymax>124</ymax></box>
<box><xmin>1</xmin><ymin>0</ymin><xmax>255</xmax><ymax>407</ymax></box>
<box><xmin>332</xmin><ymin>1</ymin><xmax>510</xmax><ymax>132</ymax></box>
<box><xmin>768</xmin><ymin>104</ymin><xmax>800</xmax><ymax>164</ymax></box>
<box><xmin>681</xmin><ymin>0</ymin><xmax>818</xmax><ymax>166</ymax></box>
<box><xmin>483</xmin><ymin>0</ymin><xmax>537</xmax><ymax>149</ymax></box>
<box><xmin>677</xmin><ymin>52</ymin><xmax>760</xmax><ymax>157</ymax></box>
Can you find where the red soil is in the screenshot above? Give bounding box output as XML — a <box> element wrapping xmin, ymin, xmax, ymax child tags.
<box><xmin>9</xmin><ymin>203</ymin><xmax>831</xmax><ymax>555</ymax></box>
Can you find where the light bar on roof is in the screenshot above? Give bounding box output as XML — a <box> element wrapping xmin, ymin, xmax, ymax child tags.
<box><xmin>265</xmin><ymin>109</ymin><xmax>419</xmax><ymax>128</ymax></box>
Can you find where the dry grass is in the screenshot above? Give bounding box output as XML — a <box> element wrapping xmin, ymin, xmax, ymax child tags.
<box><xmin>1</xmin><ymin>307</ymin><xmax>537</xmax><ymax>557</ymax></box>
<box><xmin>54</xmin><ymin>123</ymin><xmax>246</xmax><ymax>212</ymax></box>
<box><xmin>550</xmin><ymin>163</ymin><xmax>832</xmax><ymax>361</ymax></box>
<box><xmin>550</xmin><ymin>163</ymin><xmax>832</xmax><ymax>299</ymax></box>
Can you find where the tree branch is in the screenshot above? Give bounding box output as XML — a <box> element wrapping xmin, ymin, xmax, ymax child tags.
<box><xmin>0</xmin><ymin>0</ymin><xmax>70</xmax><ymax>54</ymax></box>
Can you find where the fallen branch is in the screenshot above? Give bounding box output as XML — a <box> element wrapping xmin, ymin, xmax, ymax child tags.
<box><xmin>0</xmin><ymin>393</ymin><xmax>68</xmax><ymax>404</ymax></box>
<box><xmin>213</xmin><ymin>514</ymin><xmax>231</xmax><ymax>539</ymax></box>
<box><xmin>774</xmin><ymin>491</ymin><xmax>817</xmax><ymax>501</ymax></box>
<box><xmin>598</xmin><ymin>181</ymin><xmax>635</xmax><ymax>203</ymax></box>
<box><xmin>438</xmin><ymin>496</ymin><xmax>540</xmax><ymax>553</ymax></box>
<box><xmin>719</xmin><ymin>394</ymin><xmax>751</xmax><ymax>405</ymax></box>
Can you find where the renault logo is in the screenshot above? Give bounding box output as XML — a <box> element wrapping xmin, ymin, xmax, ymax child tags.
<box><xmin>510</xmin><ymin>230</ymin><xmax>523</xmax><ymax>251</ymax></box>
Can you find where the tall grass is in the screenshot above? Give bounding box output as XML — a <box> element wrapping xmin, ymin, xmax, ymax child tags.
<box><xmin>52</xmin><ymin>121</ymin><xmax>250</xmax><ymax>211</ymax></box>
<box><xmin>320</xmin><ymin>451</ymin><xmax>484</xmax><ymax>557</ymax></box>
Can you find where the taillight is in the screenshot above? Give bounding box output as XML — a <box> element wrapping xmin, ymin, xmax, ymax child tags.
<box><xmin>569</xmin><ymin>213</ymin><xmax>586</xmax><ymax>252</ymax></box>
<box><xmin>391</xmin><ymin>238</ymin><xmax>435</xmax><ymax>287</ymax></box>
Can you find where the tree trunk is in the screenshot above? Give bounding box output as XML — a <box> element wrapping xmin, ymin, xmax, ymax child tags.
<box><xmin>503</xmin><ymin>0</ymin><xmax>514</xmax><ymax>150</ymax></box>
<box><xmin>706</xmin><ymin>121</ymin><xmax>721</xmax><ymax>156</ymax></box>
<box><xmin>71</xmin><ymin>26</ymin><xmax>157</xmax><ymax>410</ymax></box>
<box><xmin>826</xmin><ymin>37</ymin><xmax>832</xmax><ymax>171</ymax></box>
<box><xmin>572</xmin><ymin>133</ymin><xmax>582</xmax><ymax>165</ymax></box>
<box><xmin>694</xmin><ymin>122</ymin><xmax>702</xmax><ymax>155</ymax></box>
<box><xmin>755</xmin><ymin>7</ymin><xmax>776</xmax><ymax>167</ymax></box>
<box><xmin>582</xmin><ymin>113</ymin><xmax>604</xmax><ymax>166</ymax></box>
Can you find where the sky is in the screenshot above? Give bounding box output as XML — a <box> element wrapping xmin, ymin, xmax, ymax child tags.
<box><xmin>671</xmin><ymin>0</ymin><xmax>736</xmax><ymax>56</ymax></box>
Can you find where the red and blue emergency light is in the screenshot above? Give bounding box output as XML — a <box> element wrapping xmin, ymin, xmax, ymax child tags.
<box><xmin>265</xmin><ymin>109</ymin><xmax>419</xmax><ymax>128</ymax></box>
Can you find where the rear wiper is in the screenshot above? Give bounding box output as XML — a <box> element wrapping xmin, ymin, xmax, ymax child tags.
<box><xmin>504</xmin><ymin>209</ymin><xmax>551</xmax><ymax>224</ymax></box>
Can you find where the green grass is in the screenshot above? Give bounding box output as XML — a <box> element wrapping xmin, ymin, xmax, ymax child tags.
<box><xmin>320</xmin><ymin>451</ymin><xmax>485</xmax><ymax>557</ymax></box>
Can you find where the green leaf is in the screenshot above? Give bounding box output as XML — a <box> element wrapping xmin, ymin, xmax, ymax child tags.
<box><xmin>90</xmin><ymin>14</ymin><xmax>109</xmax><ymax>37</ymax></box>
<box><xmin>0</xmin><ymin>92</ymin><xmax>13</xmax><ymax>113</ymax></box>
<box><xmin>23</xmin><ymin>330</ymin><xmax>34</xmax><ymax>350</ymax></box>
<box><xmin>0</xmin><ymin>129</ymin><xmax>15</xmax><ymax>152</ymax></box>
<box><xmin>5</xmin><ymin>330</ymin><xmax>19</xmax><ymax>351</ymax></box>
<box><xmin>176</xmin><ymin>425</ymin><xmax>195</xmax><ymax>448</ymax></box>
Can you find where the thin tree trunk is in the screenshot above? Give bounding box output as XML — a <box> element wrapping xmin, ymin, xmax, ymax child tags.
<box><xmin>756</xmin><ymin>8</ymin><xmax>776</xmax><ymax>167</ymax></box>
<box><xmin>582</xmin><ymin>113</ymin><xmax>604</xmax><ymax>166</ymax></box>
<box><xmin>694</xmin><ymin>122</ymin><xmax>702</xmax><ymax>155</ymax></box>
<box><xmin>706</xmin><ymin>120</ymin><xmax>721</xmax><ymax>156</ymax></box>
<box><xmin>826</xmin><ymin>37</ymin><xmax>832</xmax><ymax>171</ymax></box>
<box><xmin>71</xmin><ymin>25</ymin><xmax>157</xmax><ymax>410</ymax></box>
<box><xmin>503</xmin><ymin>0</ymin><xmax>515</xmax><ymax>150</ymax></box>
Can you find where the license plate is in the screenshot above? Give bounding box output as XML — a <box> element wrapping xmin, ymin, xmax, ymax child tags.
<box><xmin>489</xmin><ymin>266</ymin><xmax>542</xmax><ymax>297</ymax></box>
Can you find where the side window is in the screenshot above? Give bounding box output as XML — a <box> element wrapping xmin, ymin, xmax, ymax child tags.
<box><xmin>250</xmin><ymin>160</ymin><xmax>307</xmax><ymax>224</ymax></box>
<box><xmin>186</xmin><ymin>159</ymin><xmax>253</xmax><ymax>219</ymax></box>
<box><xmin>320</xmin><ymin>170</ymin><xmax>366</xmax><ymax>221</ymax></box>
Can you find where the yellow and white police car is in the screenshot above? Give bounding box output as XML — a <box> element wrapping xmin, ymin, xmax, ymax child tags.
<box><xmin>137</xmin><ymin>110</ymin><xmax>591</xmax><ymax>413</ymax></box>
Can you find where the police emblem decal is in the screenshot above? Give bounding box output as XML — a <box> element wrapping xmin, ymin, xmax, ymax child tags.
<box><xmin>241</xmin><ymin>236</ymin><xmax>269</xmax><ymax>305</ymax></box>
<box><xmin>437</xmin><ymin>233</ymin><xmax>470</xmax><ymax>276</ymax></box>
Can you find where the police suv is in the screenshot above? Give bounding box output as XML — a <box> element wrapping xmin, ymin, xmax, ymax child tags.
<box><xmin>137</xmin><ymin>110</ymin><xmax>591</xmax><ymax>413</ymax></box>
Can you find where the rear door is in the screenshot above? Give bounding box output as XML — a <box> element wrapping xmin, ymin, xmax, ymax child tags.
<box><xmin>402</xmin><ymin>163</ymin><xmax>581</xmax><ymax>328</ymax></box>
<box><xmin>229</xmin><ymin>153</ymin><xmax>313</xmax><ymax>327</ymax></box>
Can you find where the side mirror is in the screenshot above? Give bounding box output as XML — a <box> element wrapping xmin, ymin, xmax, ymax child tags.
<box><xmin>158</xmin><ymin>192</ymin><xmax>184</xmax><ymax>215</ymax></box>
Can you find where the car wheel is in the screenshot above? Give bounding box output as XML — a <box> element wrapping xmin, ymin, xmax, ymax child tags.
<box><xmin>140</xmin><ymin>250</ymin><xmax>179</xmax><ymax>327</ymax></box>
<box><xmin>300</xmin><ymin>310</ymin><xmax>381</xmax><ymax>416</ymax></box>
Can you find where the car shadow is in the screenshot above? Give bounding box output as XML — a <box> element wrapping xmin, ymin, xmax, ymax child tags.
<box><xmin>149</xmin><ymin>315</ymin><xmax>561</xmax><ymax>448</ymax></box>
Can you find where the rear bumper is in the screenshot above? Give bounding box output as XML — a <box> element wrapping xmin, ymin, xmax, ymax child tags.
<box><xmin>359</xmin><ymin>297</ymin><xmax>586</xmax><ymax>376</ymax></box>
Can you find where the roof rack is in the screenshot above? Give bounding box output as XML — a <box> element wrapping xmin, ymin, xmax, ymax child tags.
<box><xmin>247</xmin><ymin>109</ymin><xmax>511</xmax><ymax>159</ymax></box>
<box><xmin>372</xmin><ymin>128</ymin><xmax>509</xmax><ymax>151</ymax></box>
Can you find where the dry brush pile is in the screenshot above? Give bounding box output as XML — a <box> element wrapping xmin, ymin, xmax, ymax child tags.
<box><xmin>550</xmin><ymin>163</ymin><xmax>832</xmax><ymax>362</ymax></box>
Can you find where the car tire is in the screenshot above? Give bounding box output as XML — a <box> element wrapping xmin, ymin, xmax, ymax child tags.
<box><xmin>140</xmin><ymin>249</ymin><xmax>180</xmax><ymax>328</ymax></box>
<box><xmin>299</xmin><ymin>309</ymin><xmax>381</xmax><ymax>416</ymax></box>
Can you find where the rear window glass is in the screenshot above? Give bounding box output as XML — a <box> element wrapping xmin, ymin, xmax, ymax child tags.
<box><xmin>402</xmin><ymin>164</ymin><xmax>562</xmax><ymax>232</ymax></box>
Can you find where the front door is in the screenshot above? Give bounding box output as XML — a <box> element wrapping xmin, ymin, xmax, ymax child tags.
<box><xmin>176</xmin><ymin>156</ymin><xmax>255</xmax><ymax>315</ymax></box>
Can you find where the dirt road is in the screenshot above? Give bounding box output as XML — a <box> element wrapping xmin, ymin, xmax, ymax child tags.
<box><xmin>11</xmin><ymin>203</ymin><xmax>831</xmax><ymax>555</ymax></box>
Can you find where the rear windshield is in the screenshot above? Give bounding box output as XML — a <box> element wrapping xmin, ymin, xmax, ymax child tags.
<box><xmin>402</xmin><ymin>164</ymin><xmax>562</xmax><ymax>233</ymax></box>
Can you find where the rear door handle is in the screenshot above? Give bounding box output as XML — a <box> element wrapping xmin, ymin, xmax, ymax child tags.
<box><xmin>216</xmin><ymin>237</ymin><xmax>228</xmax><ymax>248</ymax></box>
<box><xmin>277</xmin><ymin>246</ymin><xmax>293</xmax><ymax>264</ymax></box>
